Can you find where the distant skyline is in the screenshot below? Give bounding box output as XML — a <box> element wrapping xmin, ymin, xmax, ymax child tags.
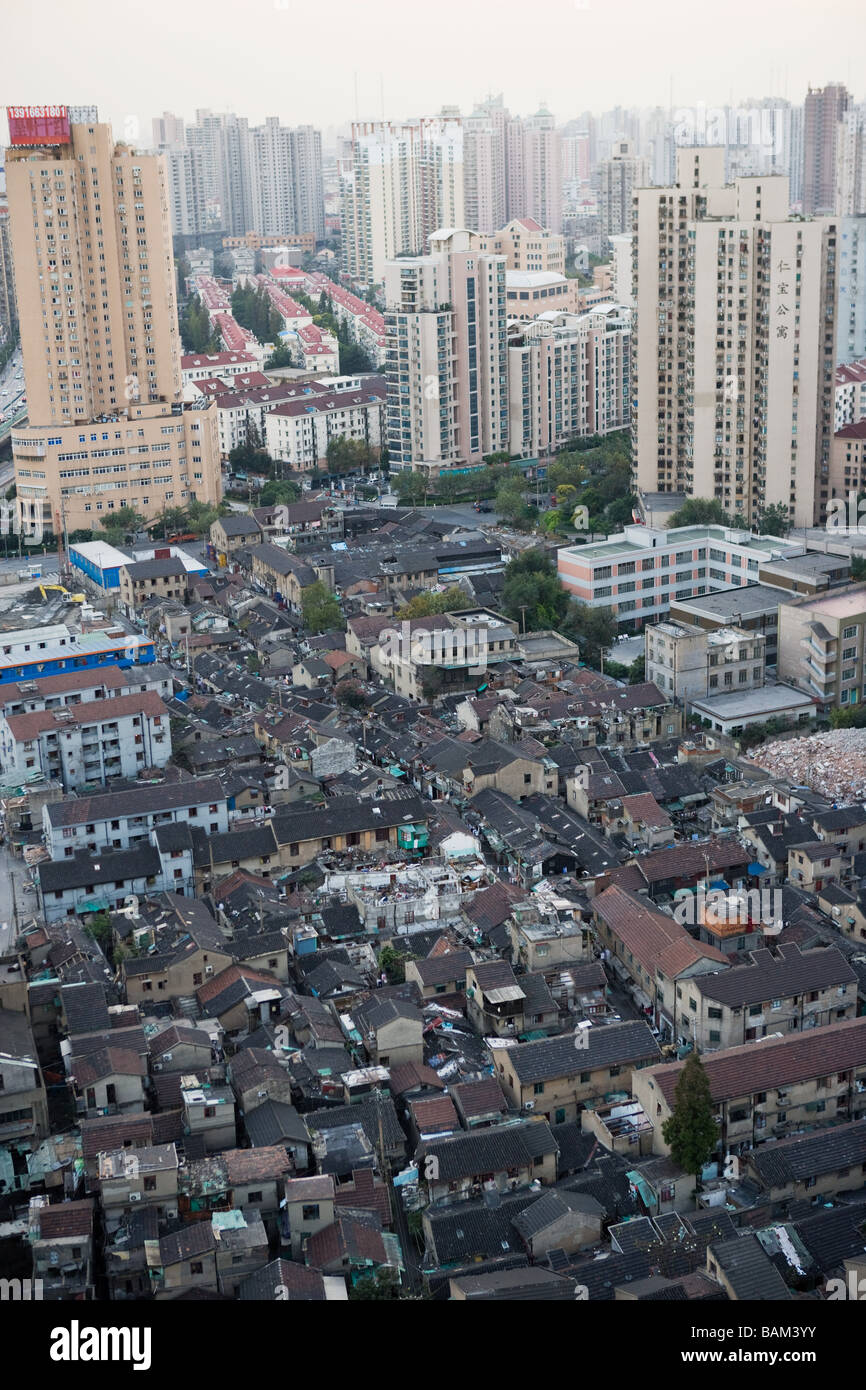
<box><xmin>2</xmin><ymin>0</ymin><xmax>865</xmax><ymax>149</ymax></box>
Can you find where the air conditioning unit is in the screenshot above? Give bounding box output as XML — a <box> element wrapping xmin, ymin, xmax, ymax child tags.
<box><xmin>524</xmin><ymin>1100</ymin><xmax>535</xmax><ymax>1112</ymax></box>
<box><xmin>163</xmin><ymin>1053</ymin><xmax>173</xmax><ymax>1063</ymax></box>
<box><xmin>129</xmin><ymin>1192</ymin><xmax>142</xmax><ymax>1203</ymax></box>
<box><xmin>205</xmin><ymin>966</ymin><xmax>214</xmax><ymax>975</ymax></box>
<box><xmin>153</xmin><ymin>1063</ymin><xmax>163</xmax><ymax>1073</ymax></box>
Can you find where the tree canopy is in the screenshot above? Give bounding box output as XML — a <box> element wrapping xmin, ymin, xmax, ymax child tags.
<box><xmin>396</xmin><ymin>586</ymin><xmax>466</xmax><ymax>619</ymax></box>
<box><xmin>301</xmin><ymin>580</ymin><xmax>344</xmax><ymax>634</ymax></box>
<box><xmin>661</xmin><ymin>1050</ymin><xmax>718</xmax><ymax>1180</ymax></box>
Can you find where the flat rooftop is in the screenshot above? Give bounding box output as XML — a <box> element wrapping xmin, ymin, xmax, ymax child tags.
<box><xmin>798</xmin><ymin>589</ymin><xmax>866</xmax><ymax>619</ymax></box>
<box><xmin>690</xmin><ymin>684</ymin><xmax>815</xmax><ymax>720</ymax></box>
<box><xmin>670</xmin><ymin>584</ymin><xmax>788</xmax><ymax>620</ymax></box>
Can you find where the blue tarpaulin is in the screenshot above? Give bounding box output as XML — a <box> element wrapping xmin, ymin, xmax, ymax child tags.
<box><xmin>747</xmin><ymin>862</ymin><xmax>767</xmax><ymax>875</ymax></box>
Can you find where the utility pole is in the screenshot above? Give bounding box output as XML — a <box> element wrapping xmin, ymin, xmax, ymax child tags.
<box><xmin>518</xmin><ymin>604</ymin><xmax>528</xmax><ymax>635</ymax></box>
<box><xmin>10</xmin><ymin>870</ymin><xmax>18</xmax><ymax>933</ymax></box>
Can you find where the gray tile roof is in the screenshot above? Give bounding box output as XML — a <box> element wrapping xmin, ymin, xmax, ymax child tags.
<box><xmin>506</xmin><ymin>1020</ymin><xmax>660</xmax><ymax>1085</ymax></box>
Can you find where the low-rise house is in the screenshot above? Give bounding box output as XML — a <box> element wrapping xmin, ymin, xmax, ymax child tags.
<box><xmin>196</xmin><ymin>965</ymin><xmax>286</xmax><ymax>1036</ymax></box>
<box><xmin>305</xmin><ymin>1210</ymin><xmax>392</xmax><ymax>1284</ymax></box>
<box><xmin>416</xmin><ymin>1118</ymin><xmax>559</xmax><ymax>1203</ymax></box>
<box><xmin>0</xmin><ymin>1006</ymin><xmax>49</xmax><ymax>1144</ymax></box>
<box><xmin>495</xmin><ymin>1021</ymin><xmax>662</xmax><ymax>1125</ymax></box>
<box><xmin>228</xmin><ymin>1047</ymin><xmax>295</xmax><ymax>1115</ymax></box>
<box><xmin>743</xmin><ymin>1117</ymin><xmax>866</xmax><ymax>1205</ymax></box>
<box><xmin>147</xmin><ymin>1221</ymin><xmax>219</xmax><ymax>1299</ymax></box>
<box><xmin>119</xmin><ymin>556</ymin><xmax>190</xmax><ymax>616</ymax></box>
<box><xmin>69</xmin><ymin>1045</ymin><xmax>147</xmax><ymax>1120</ymax></box>
<box><xmin>788</xmin><ymin>841</ymin><xmax>846</xmax><ymax>892</ymax></box>
<box><xmin>282</xmin><ymin>1174</ymin><xmax>337</xmax><ymax>1260</ymax></box>
<box><xmin>213</xmin><ymin>1209</ymin><xmax>270</xmax><ymax>1296</ymax></box>
<box><xmin>248</xmin><ymin>543</ymin><xmax>319</xmax><ymax>614</ymax></box>
<box><xmin>465</xmin><ymin>959</ymin><xmax>557</xmax><ymax>1037</ymax></box>
<box><xmin>632</xmin><ymin>1016</ymin><xmax>866</xmax><ymax>1159</ymax></box>
<box><xmin>224</xmin><ymin>1145</ymin><xmax>292</xmax><ymax>1224</ymax></box>
<box><xmin>272</xmin><ymin>795</ymin><xmax>430</xmax><ymax>869</ymax></box>
<box><xmin>511</xmin><ymin>1189</ymin><xmax>605</xmax><ymax>1258</ymax></box>
<box><xmin>688</xmin><ymin>944</ymin><xmax>857</xmax><ymax>1052</ymax></box>
<box><xmin>28</xmin><ymin>1196</ymin><xmax>96</xmax><ymax>1300</ymax></box>
<box><xmin>97</xmin><ymin>1143</ymin><xmax>180</xmax><ymax>1233</ymax></box>
<box><xmin>352</xmin><ymin>995</ymin><xmax>424</xmax><ymax>1067</ymax></box>
<box><xmin>705</xmin><ymin>1234</ymin><xmax>793</xmax><ymax>1301</ymax></box>
<box><xmin>591</xmin><ymin>884</ymin><xmax>730</xmax><ymax>1039</ymax></box>
<box><xmin>210</xmin><ymin>513</ymin><xmax>263</xmax><ymax>561</ymax></box>
<box><xmin>451</xmin><ymin>1077</ymin><xmax>508</xmax><ymax>1129</ymax></box>
<box><xmin>244</xmin><ymin>1100</ymin><xmax>311</xmax><ymax>1171</ymax></box>
<box><xmin>404</xmin><ymin>949</ymin><xmax>473</xmax><ymax>1000</ymax></box>
<box><xmin>180</xmin><ymin>1075</ymin><xmax>237</xmax><ymax>1152</ymax></box>
<box><xmin>0</xmin><ymin>690</ymin><xmax>171</xmax><ymax>791</ymax></box>
<box><xmin>122</xmin><ymin>930</ymin><xmax>233</xmax><ymax>1008</ymax></box>
<box><xmin>148</xmin><ymin>1024</ymin><xmax>213</xmax><ymax>1074</ymax></box>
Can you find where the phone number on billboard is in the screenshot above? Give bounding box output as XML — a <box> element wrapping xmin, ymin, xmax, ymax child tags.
<box><xmin>7</xmin><ymin>106</ymin><xmax>67</xmax><ymax>119</ymax></box>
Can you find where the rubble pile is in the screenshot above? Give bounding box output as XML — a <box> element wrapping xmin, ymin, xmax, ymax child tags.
<box><xmin>747</xmin><ymin>727</ymin><xmax>866</xmax><ymax>801</ymax></box>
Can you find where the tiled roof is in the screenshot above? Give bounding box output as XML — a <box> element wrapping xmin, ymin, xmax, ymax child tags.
<box><xmin>649</xmin><ymin>1016</ymin><xmax>866</xmax><ymax>1108</ymax></box>
<box><xmin>506</xmin><ymin>1020</ymin><xmax>660</xmax><ymax>1085</ymax></box>
<box><xmin>749</xmin><ymin>1117</ymin><xmax>866</xmax><ymax>1187</ymax></box>
<box><xmin>36</xmin><ymin>1198</ymin><xmax>95</xmax><ymax>1240</ymax></box>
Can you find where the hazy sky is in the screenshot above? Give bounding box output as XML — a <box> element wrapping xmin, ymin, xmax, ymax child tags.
<box><xmin>3</xmin><ymin>0</ymin><xmax>865</xmax><ymax>144</ymax></box>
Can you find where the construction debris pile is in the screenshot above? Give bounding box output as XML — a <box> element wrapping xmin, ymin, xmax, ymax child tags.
<box><xmin>747</xmin><ymin>727</ymin><xmax>866</xmax><ymax>802</ymax></box>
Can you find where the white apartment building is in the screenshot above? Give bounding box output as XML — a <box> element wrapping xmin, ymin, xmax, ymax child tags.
<box><xmin>835</xmin><ymin>359</ymin><xmax>866</xmax><ymax>430</ymax></box>
<box><xmin>42</xmin><ymin>775</ymin><xmax>229</xmax><ymax>858</ymax></box>
<box><xmin>264</xmin><ymin>380</ymin><xmax>387</xmax><ymax>470</ymax></box>
<box><xmin>609</xmin><ymin>234</ymin><xmax>634</xmax><ymax>308</ymax></box>
<box><xmin>836</xmin><ymin>107</ymin><xmax>866</xmax><ymax>216</ymax></box>
<box><xmin>384</xmin><ymin>229</ymin><xmax>508</xmax><ymax>471</ymax></box>
<box><xmin>645</xmin><ymin>621</ymin><xmax>765</xmax><ymax>708</ymax></box>
<box><xmin>557</xmin><ymin>522</ymin><xmax>804</xmax><ymax>627</ymax></box>
<box><xmin>633</xmin><ymin>147</ymin><xmax>838</xmax><ymax>528</ymax></box>
<box><xmin>341</xmin><ymin>119</ymin><xmax>465</xmax><ymax>284</ymax></box>
<box><xmin>507</xmin><ymin>305</ymin><xmax>631</xmax><ymax>458</ymax></box>
<box><xmin>163</xmin><ymin>147</ymin><xmax>206</xmax><ymax>238</ymax></box>
<box><xmin>479</xmin><ymin>217</ymin><xmax>566</xmax><ymax>274</ymax></box>
<box><xmin>837</xmin><ymin>216</ymin><xmax>866</xmax><ymax>365</ymax></box>
<box><xmin>463</xmin><ymin>97</ymin><xmax>509</xmax><ymax>236</ymax></box>
<box><xmin>181</xmin><ymin>351</ymin><xmax>259</xmax><ymax>388</ymax></box>
<box><xmin>597</xmin><ymin>139</ymin><xmax>648</xmax><ymax>239</ymax></box>
<box><xmin>0</xmin><ymin>690</ymin><xmax>171</xmax><ymax>791</ymax></box>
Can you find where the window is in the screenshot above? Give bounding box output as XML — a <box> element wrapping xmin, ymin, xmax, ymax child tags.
<box><xmin>247</xmin><ymin>1190</ymin><xmax>263</xmax><ymax>1203</ymax></box>
<box><xmin>143</xmin><ymin>1176</ymin><xmax>156</xmax><ymax>1192</ymax></box>
<box><xmin>302</xmin><ymin>1203</ymin><xmax>320</xmax><ymax>1221</ymax></box>
<box><xmin>190</xmin><ymin>1262</ymin><xmax>203</xmax><ymax>1275</ymax></box>
<box><xmin>533</xmin><ymin>1082</ymin><xmax>545</xmax><ymax>1095</ymax></box>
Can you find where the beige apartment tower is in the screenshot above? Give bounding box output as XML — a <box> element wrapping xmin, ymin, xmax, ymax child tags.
<box><xmin>633</xmin><ymin>147</ymin><xmax>837</xmax><ymax>528</ymax></box>
<box><xmin>5</xmin><ymin>114</ymin><xmax>220</xmax><ymax>533</ymax></box>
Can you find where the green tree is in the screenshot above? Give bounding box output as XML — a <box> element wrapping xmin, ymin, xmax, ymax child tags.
<box><xmin>502</xmin><ymin>549</ymin><xmax>570</xmax><ymax>632</ymax></box>
<box><xmin>338</xmin><ymin>341</ymin><xmax>374</xmax><ymax>374</ymax></box>
<box><xmin>495</xmin><ymin>476</ymin><xmax>534</xmax><ymax>529</ymax></box>
<box><xmin>157</xmin><ymin>506</ymin><xmax>191</xmax><ymax>538</ymax></box>
<box><xmin>348</xmin><ymin>1270</ymin><xmax>405</xmax><ymax>1300</ymax></box>
<box><xmin>259</xmin><ymin>479</ymin><xmax>301</xmax><ymax>506</ymax></box>
<box><xmin>568</xmin><ymin>600</ymin><xmax>618</xmax><ymax>669</ymax></box>
<box><xmin>378</xmin><ymin>945</ymin><xmax>407</xmax><ymax>984</ymax></box>
<box><xmin>179</xmin><ymin>293</ymin><xmax>221</xmax><ymax>354</ymax></box>
<box><xmin>756</xmin><ymin>502</ymin><xmax>791</xmax><ymax>537</ymax></box>
<box><xmin>301</xmin><ymin>580</ymin><xmax>344</xmax><ymax>634</ymax></box>
<box><xmin>434</xmin><ymin>472</ymin><xmax>464</xmax><ymax>504</ymax></box>
<box><xmin>326</xmin><ymin>435</ymin><xmax>373</xmax><ymax>475</ymax></box>
<box><xmin>336</xmin><ymin>679</ymin><xmax>367</xmax><ymax>710</ymax></box>
<box><xmin>264</xmin><ymin>342</ymin><xmax>295</xmax><ymax>369</ymax></box>
<box><xmin>852</xmin><ymin>555</ymin><xmax>866</xmax><ymax>582</ymax></box>
<box><xmin>396</xmin><ymin>586</ymin><xmax>466</xmax><ymax>619</ymax></box>
<box><xmin>628</xmin><ymin>654</ymin><xmax>646</xmax><ymax>684</ymax></box>
<box><xmin>100</xmin><ymin>506</ymin><xmax>145</xmax><ymax>535</ymax></box>
<box><xmin>661</xmin><ymin>1051</ymin><xmax>718</xmax><ymax>1186</ymax></box>
<box><xmin>668</xmin><ymin>497</ymin><xmax>733</xmax><ymax>528</ymax></box>
<box><xmin>393</xmin><ymin>471</ymin><xmax>429</xmax><ymax>507</ymax></box>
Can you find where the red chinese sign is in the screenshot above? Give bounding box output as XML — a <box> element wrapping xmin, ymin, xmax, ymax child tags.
<box><xmin>7</xmin><ymin>106</ymin><xmax>70</xmax><ymax>146</ymax></box>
